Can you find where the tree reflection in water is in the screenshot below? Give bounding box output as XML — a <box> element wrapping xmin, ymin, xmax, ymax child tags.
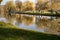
<box><xmin>35</xmin><ymin>17</ymin><xmax>50</xmax><ymax>29</ymax></box>
<box><xmin>22</xmin><ymin>16</ymin><xmax>34</xmax><ymax>26</ymax></box>
<box><xmin>4</xmin><ymin>13</ymin><xmax>12</xmax><ymax>23</ymax></box>
<box><xmin>45</xmin><ymin>20</ymin><xmax>59</xmax><ymax>35</ymax></box>
<box><xmin>3</xmin><ymin>13</ymin><xmax>60</xmax><ymax>35</ymax></box>
<box><xmin>36</xmin><ymin>17</ymin><xmax>59</xmax><ymax>35</ymax></box>
<box><xmin>15</xmin><ymin>14</ymin><xmax>22</xmax><ymax>24</ymax></box>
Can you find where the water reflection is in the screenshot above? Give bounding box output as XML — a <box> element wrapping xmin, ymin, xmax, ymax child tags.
<box><xmin>22</xmin><ymin>16</ymin><xmax>34</xmax><ymax>26</ymax></box>
<box><xmin>0</xmin><ymin>13</ymin><xmax>60</xmax><ymax>35</ymax></box>
<box><xmin>44</xmin><ymin>20</ymin><xmax>59</xmax><ymax>35</ymax></box>
<box><xmin>15</xmin><ymin>14</ymin><xmax>22</xmax><ymax>24</ymax></box>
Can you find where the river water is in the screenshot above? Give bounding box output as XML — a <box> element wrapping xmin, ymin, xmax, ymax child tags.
<box><xmin>0</xmin><ymin>13</ymin><xmax>60</xmax><ymax>35</ymax></box>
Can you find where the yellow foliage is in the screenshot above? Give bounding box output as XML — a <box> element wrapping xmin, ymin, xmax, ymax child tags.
<box><xmin>22</xmin><ymin>1</ymin><xmax>34</xmax><ymax>11</ymax></box>
<box><xmin>4</xmin><ymin>1</ymin><xmax>17</xmax><ymax>12</ymax></box>
<box><xmin>15</xmin><ymin>0</ymin><xmax>22</xmax><ymax>11</ymax></box>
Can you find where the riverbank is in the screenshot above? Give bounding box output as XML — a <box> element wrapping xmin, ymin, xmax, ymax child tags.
<box><xmin>0</xmin><ymin>28</ymin><xmax>60</xmax><ymax>40</ymax></box>
<box><xmin>0</xmin><ymin>22</ymin><xmax>60</xmax><ymax>40</ymax></box>
<box><xmin>0</xmin><ymin>22</ymin><xmax>16</xmax><ymax>28</ymax></box>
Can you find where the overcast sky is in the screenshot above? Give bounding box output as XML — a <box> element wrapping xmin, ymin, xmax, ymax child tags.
<box><xmin>1</xmin><ymin>0</ymin><xmax>36</xmax><ymax>5</ymax></box>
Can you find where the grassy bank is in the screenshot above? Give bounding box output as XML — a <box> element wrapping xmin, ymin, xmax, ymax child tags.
<box><xmin>0</xmin><ymin>22</ymin><xmax>16</xmax><ymax>28</ymax></box>
<box><xmin>0</xmin><ymin>22</ymin><xmax>60</xmax><ymax>40</ymax></box>
<box><xmin>0</xmin><ymin>28</ymin><xmax>60</xmax><ymax>40</ymax></box>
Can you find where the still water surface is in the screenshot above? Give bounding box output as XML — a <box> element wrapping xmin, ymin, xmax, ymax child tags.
<box><xmin>0</xmin><ymin>14</ymin><xmax>60</xmax><ymax>35</ymax></box>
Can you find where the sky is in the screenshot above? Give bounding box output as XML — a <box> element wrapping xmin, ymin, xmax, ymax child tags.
<box><xmin>1</xmin><ymin>0</ymin><xmax>36</xmax><ymax>5</ymax></box>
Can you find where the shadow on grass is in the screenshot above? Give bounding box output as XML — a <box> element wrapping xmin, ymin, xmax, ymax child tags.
<box><xmin>0</xmin><ymin>28</ymin><xmax>60</xmax><ymax>40</ymax></box>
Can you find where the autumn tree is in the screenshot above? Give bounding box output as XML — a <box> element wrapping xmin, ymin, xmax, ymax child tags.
<box><xmin>50</xmin><ymin>0</ymin><xmax>60</xmax><ymax>10</ymax></box>
<box><xmin>15</xmin><ymin>0</ymin><xmax>22</xmax><ymax>11</ymax></box>
<box><xmin>36</xmin><ymin>0</ymin><xmax>49</xmax><ymax>11</ymax></box>
<box><xmin>22</xmin><ymin>0</ymin><xmax>34</xmax><ymax>11</ymax></box>
<box><xmin>49</xmin><ymin>0</ymin><xmax>60</xmax><ymax>19</ymax></box>
<box><xmin>0</xmin><ymin>0</ymin><xmax>3</xmax><ymax>15</ymax></box>
<box><xmin>0</xmin><ymin>0</ymin><xmax>2</xmax><ymax>4</ymax></box>
<box><xmin>4</xmin><ymin>1</ymin><xmax>17</xmax><ymax>16</ymax></box>
<box><xmin>36</xmin><ymin>0</ymin><xmax>42</xmax><ymax>11</ymax></box>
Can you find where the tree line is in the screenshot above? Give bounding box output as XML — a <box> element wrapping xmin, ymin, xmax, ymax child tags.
<box><xmin>0</xmin><ymin>0</ymin><xmax>60</xmax><ymax>13</ymax></box>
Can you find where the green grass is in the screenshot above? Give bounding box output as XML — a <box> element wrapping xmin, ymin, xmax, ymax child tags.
<box><xmin>0</xmin><ymin>22</ymin><xmax>16</xmax><ymax>28</ymax></box>
<box><xmin>0</xmin><ymin>22</ymin><xmax>60</xmax><ymax>40</ymax></box>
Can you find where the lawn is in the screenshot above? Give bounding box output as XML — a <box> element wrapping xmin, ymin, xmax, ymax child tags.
<box><xmin>0</xmin><ymin>22</ymin><xmax>60</xmax><ymax>40</ymax></box>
